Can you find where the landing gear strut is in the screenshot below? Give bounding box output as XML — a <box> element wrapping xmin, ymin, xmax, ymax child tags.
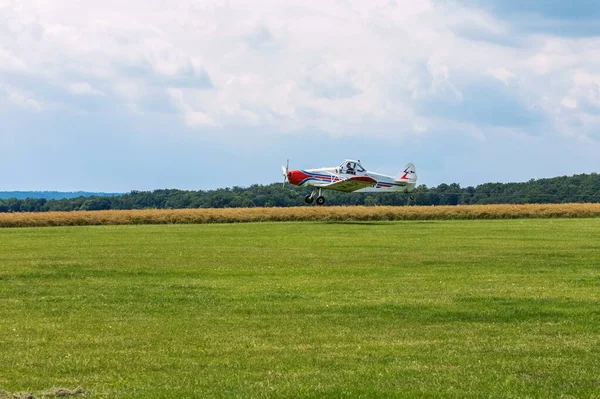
<box><xmin>305</xmin><ymin>189</ymin><xmax>326</xmax><ymax>206</ymax></box>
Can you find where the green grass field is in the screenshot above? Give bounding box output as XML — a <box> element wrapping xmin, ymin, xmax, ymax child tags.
<box><xmin>1</xmin><ymin>220</ymin><xmax>599</xmax><ymax>398</ymax></box>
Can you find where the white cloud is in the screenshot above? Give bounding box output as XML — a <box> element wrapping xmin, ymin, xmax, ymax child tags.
<box><xmin>4</xmin><ymin>87</ymin><xmax>42</xmax><ymax>111</ymax></box>
<box><xmin>1</xmin><ymin>0</ymin><xmax>600</xmax><ymax>142</ymax></box>
<box><xmin>67</xmin><ymin>82</ymin><xmax>104</xmax><ymax>96</ymax></box>
<box><xmin>561</xmin><ymin>97</ymin><xmax>577</xmax><ymax>109</ymax></box>
<box><xmin>184</xmin><ymin>109</ymin><xmax>219</xmax><ymax>128</ymax></box>
<box><xmin>487</xmin><ymin>68</ymin><xmax>516</xmax><ymax>83</ymax></box>
<box><xmin>526</xmin><ymin>53</ymin><xmax>552</xmax><ymax>75</ymax></box>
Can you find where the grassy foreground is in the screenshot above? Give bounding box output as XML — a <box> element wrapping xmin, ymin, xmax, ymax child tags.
<box><xmin>2</xmin><ymin>203</ymin><xmax>600</xmax><ymax>227</ymax></box>
<box><xmin>0</xmin><ymin>220</ymin><xmax>599</xmax><ymax>398</ymax></box>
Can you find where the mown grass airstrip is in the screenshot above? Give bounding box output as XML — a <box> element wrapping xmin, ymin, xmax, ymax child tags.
<box><xmin>2</xmin><ymin>203</ymin><xmax>600</xmax><ymax>227</ymax></box>
<box><xmin>1</xmin><ymin>219</ymin><xmax>599</xmax><ymax>398</ymax></box>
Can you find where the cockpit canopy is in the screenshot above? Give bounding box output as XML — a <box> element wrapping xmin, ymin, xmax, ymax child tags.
<box><xmin>339</xmin><ymin>159</ymin><xmax>365</xmax><ymax>174</ymax></box>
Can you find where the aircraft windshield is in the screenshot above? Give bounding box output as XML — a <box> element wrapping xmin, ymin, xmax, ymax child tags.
<box><xmin>340</xmin><ymin>161</ymin><xmax>365</xmax><ymax>174</ymax></box>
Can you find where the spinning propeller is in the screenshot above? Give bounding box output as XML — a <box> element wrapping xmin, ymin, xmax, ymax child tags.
<box><xmin>281</xmin><ymin>159</ymin><xmax>289</xmax><ymax>187</ymax></box>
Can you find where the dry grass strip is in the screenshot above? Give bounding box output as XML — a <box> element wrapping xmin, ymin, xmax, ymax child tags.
<box><xmin>1</xmin><ymin>204</ymin><xmax>600</xmax><ymax>228</ymax></box>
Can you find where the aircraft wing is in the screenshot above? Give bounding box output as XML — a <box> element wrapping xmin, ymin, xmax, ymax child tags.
<box><xmin>322</xmin><ymin>176</ymin><xmax>378</xmax><ymax>192</ymax></box>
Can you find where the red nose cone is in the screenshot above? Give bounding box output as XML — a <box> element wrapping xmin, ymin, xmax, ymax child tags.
<box><xmin>288</xmin><ymin>170</ymin><xmax>309</xmax><ymax>186</ymax></box>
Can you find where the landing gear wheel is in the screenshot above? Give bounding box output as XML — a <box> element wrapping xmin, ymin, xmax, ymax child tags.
<box><xmin>305</xmin><ymin>195</ymin><xmax>314</xmax><ymax>204</ymax></box>
<box><xmin>316</xmin><ymin>196</ymin><xmax>325</xmax><ymax>206</ymax></box>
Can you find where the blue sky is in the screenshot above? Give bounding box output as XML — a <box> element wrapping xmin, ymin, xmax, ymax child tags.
<box><xmin>1</xmin><ymin>0</ymin><xmax>600</xmax><ymax>192</ymax></box>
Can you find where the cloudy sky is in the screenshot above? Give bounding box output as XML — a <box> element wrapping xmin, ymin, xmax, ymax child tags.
<box><xmin>1</xmin><ymin>0</ymin><xmax>600</xmax><ymax>192</ymax></box>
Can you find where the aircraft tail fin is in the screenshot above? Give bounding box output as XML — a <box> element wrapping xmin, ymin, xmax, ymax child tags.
<box><xmin>395</xmin><ymin>163</ymin><xmax>417</xmax><ymax>183</ymax></box>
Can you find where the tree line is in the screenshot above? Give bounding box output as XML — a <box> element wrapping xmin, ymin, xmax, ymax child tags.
<box><xmin>1</xmin><ymin>172</ymin><xmax>599</xmax><ymax>212</ymax></box>
<box><xmin>0</xmin><ymin>191</ymin><xmax>121</xmax><ymax>200</ymax></box>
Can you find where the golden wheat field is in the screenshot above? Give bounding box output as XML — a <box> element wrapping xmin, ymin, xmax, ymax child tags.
<box><xmin>1</xmin><ymin>203</ymin><xmax>600</xmax><ymax>227</ymax></box>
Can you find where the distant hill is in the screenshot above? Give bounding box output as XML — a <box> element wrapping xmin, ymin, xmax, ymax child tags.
<box><xmin>0</xmin><ymin>191</ymin><xmax>122</xmax><ymax>200</ymax></box>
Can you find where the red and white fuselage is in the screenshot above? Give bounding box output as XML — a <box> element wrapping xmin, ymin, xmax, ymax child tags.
<box><xmin>284</xmin><ymin>159</ymin><xmax>417</xmax><ymax>194</ymax></box>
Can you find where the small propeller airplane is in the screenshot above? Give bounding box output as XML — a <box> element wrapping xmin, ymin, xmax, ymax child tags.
<box><xmin>281</xmin><ymin>159</ymin><xmax>417</xmax><ymax>205</ymax></box>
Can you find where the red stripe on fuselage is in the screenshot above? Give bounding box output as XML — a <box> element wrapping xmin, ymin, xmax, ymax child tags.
<box><xmin>288</xmin><ymin>170</ymin><xmax>340</xmax><ymax>185</ymax></box>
